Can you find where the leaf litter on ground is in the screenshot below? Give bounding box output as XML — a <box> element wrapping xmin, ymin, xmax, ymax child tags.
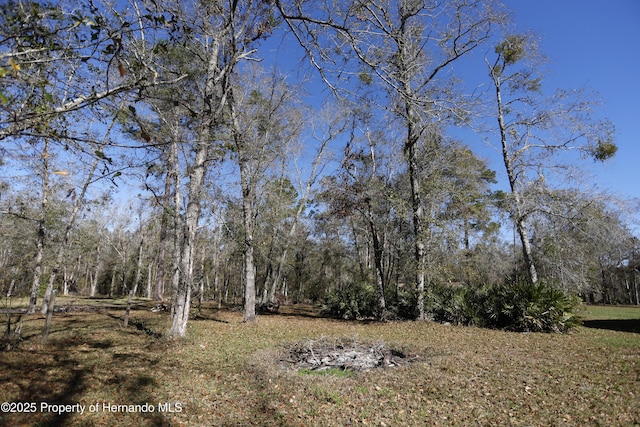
<box><xmin>0</xmin><ymin>301</ymin><xmax>638</xmax><ymax>426</ymax></box>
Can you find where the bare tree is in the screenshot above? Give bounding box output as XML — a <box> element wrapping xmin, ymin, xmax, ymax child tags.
<box><xmin>228</xmin><ymin>66</ymin><xmax>303</xmax><ymax>322</ymax></box>
<box><xmin>26</xmin><ymin>138</ymin><xmax>49</xmax><ymax>316</ymax></box>
<box><xmin>40</xmin><ymin>115</ymin><xmax>122</xmax><ymax>313</ymax></box>
<box><xmin>0</xmin><ymin>0</ymin><xmax>186</xmax><ymax>142</ymax></box>
<box><xmin>531</xmin><ymin>190</ymin><xmax>636</xmax><ymax>299</ymax></box>
<box><xmin>263</xmin><ymin>104</ymin><xmax>345</xmax><ymax>304</ymax></box>
<box><xmin>486</xmin><ymin>34</ymin><xmax>617</xmax><ymax>283</ymax></box>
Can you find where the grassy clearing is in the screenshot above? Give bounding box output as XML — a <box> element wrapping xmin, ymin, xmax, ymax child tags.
<box><xmin>581</xmin><ymin>305</ymin><xmax>640</xmax><ymax>321</ymax></box>
<box><xmin>0</xmin><ymin>301</ymin><xmax>639</xmax><ymax>426</ymax></box>
<box><xmin>581</xmin><ymin>305</ymin><xmax>640</xmax><ymax>335</ymax></box>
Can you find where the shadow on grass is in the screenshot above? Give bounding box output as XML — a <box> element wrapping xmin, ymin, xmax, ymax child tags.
<box><xmin>0</xmin><ymin>311</ymin><xmax>175</xmax><ymax>426</ymax></box>
<box><xmin>105</xmin><ymin>312</ymin><xmax>164</xmax><ymax>338</ymax></box>
<box><xmin>0</xmin><ymin>346</ymin><xmax>87</xmax><ymax>427</ymax></box>
<box><xmin>192</xmin><ymin>311</ymin><xmax>231</xmax><ymax>324</ymax></box>
<box><xmin>270</xmin><ymin>304</ymin><xmax>328</xmax><ymax>320</ymax></box>
<box><xmin>583</xmin><ymin>319</ymin><xmax>640</xmax><ymax>334</ymax></box>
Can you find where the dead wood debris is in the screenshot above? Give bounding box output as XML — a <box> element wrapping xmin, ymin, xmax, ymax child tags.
<box><xmin>280</xmin><ymin>337</ymin><xmax>418</xmax><ymax>373</ymax></box>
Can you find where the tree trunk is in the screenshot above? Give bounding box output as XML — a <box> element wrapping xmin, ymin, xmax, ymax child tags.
<box><xmin>90</xmin><ymin>247</ymin><xmax>102</xmax><ymax>297</ymax></box>
<box><xmin>404</xmin><ymin>124</ymin><xmax>426</xmax><ymax>320</ymax></box>
<box><xmin>154</xmin><ymin>133</ymin><xmax>178</xmax><ymax>301</ymax></box>
<box><xmin>365</xmin><ymin>202</ymin><xmax>386</xmax><ymax>319</ymax></box>
<box><xmin>229</xmin><ymin>77</ymin><xmax>259</xmax><ymax>322</ymax></box>
<box><xmin>63</xmin><ymin>267</ymin><xmax>69</xmax><ymax>295</ymax></box>
<box><xmin>154</xmin><ymin>201</ymin><xmax>169</xmax><ymax>301</ymax></box>
<box><xmin>168</xmin><ymin>36</ymin><xmax>222</xmax><ymax>337</ymax></box>
<box><xmin>27</xmin><ymin>224</ymin><xmax>45</xmax><ymax>315</ymax></box>
<box><xmin>240</xmin><ymin>158</ymin><xmax>257</xmax><ymax>323</ymax></box>
<box><xmin>27</xmin><ymin>139</ymin><xmax>50</xmax><ymax>315</ymax></box>
<box><xmin>515</xmin><ymin>215</ymin><xmax>538</xmax><ymax>283</ymax></box>
<box><xmin>493</xmin><ymin>70</ymin><xmax>538</xmax><ymax>283</ymax></box>
<box><xmin>169</xmin><ymin>135</ymin><xmax>207</xmax><ymax>337</ymax></box>
<box><xmin>212</xmin><ymin>210</ymin><xmax>223</xmax><ymax>309</ymax></box>
<box><xmin>67</xmin><ymin>254</ymin><xmax>82</xmax><ymax>295</ymax></box>
<box><xmin>132</xmin><ymin>235</ymin><xmax>144</xmax><ymax>297</ymax></box>
<box><xmin>42</xmin><ymin>157</ymin><xmax>99</xmax><ymax>313</ymax></box>
<box><xmin>41</xmin><ymin>290</ymin><xmax>56</xmax><ymax>344</ymax></box>
<box><xmin>267</xmin><ymin>248</ymin><xmax>285</xmax><ymax>303</ymax></box>
<box><xmin>120</xmin><ymin>254</ymin><xmax>128</xmax><ymax>296</ymax></box>
<box><xmin>197</xmin><ymin>246</ymin><xmax>206</xmax><ymax>309</ymax></box>
<box><xmin>169</xmin><ymin>181</ymin><xmax>182</xmax><ymax>321</ymax></box>
<box><xmin>146</xmin><ymin>262</ymin><xmax>153</xmax><ymax>299</ymax></box>
<box><xmin>109</xmin><ymin>268</ymin><xmax>117</xmax><ymax>297</ymax></box>
<box><xmin>395</xmin><ymin>12</ymin><xmax>428</xmax><ymax>320</ymax></box>
<box><xmin>84</xmin><ymin>268</ymin><xmax>90</xmax><ymax>295</ymax></box>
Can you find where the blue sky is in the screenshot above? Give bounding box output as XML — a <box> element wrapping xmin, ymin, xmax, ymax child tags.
<box><xmin>266</xmin><ymin>1</ymin><xmax>640</xmax><ymax>204</ymax></box>
<box><xmin>508</xmin><ymin>0</ymin><xmax>640</xmax><ymax>201</ymax></box>
<box><xmin>94</xmin><ymin>1</ymin><xmax>640</xmax><ymax>219</ymax></box>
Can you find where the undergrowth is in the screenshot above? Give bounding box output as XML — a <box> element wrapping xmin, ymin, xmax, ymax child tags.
<box><xmin>425</xmin><ymin>279</ymin><xmax>582</xmax><ymax>332</ymax></box>
<box><xmin>323</xmin><ymin>279</ymin><xmax>582</xmax><ymax>332</ymax></box>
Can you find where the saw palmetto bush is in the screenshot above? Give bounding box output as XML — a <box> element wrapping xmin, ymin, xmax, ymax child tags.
<box><xmin>424</xmin><ymin>284</ymin><xmax>478</xmax><ymax>325</ymax></box>
<box><xmin>483</xmin><ymin>279</ymin><xmax>582</xmax><ymax>332</ymax></box>
<box><xmin>321</xmin><ymin>282</ymin><xmax>378</xmax><ymax>320</ymax></box>
<box><xmin>425</xmin><ymin>280</ymin><xmax>582</xmax><ymax>333</ymax></box>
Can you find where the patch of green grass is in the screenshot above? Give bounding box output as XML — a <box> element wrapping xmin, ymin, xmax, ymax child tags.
<box><xmin>580</xmin><ymin>305</ymin><xmax>640</xmax><ymax>337</ymax></box>
<box><xmin>585</xmin><ymin>327</ymin><xmax>640</xmax><ymax>349</ymax></box>
<box><xmin>310</xmin><ymin>385</ymin><xmax>344</xmax><ymax>404</ymax></box>
<box><xmin>297</xmin><ymin>367</ymin><xmax>356</xmax><ymax>378</ymax></box>
<box><xmin>354</xmin><ymin>385</ymin><xmax>368</xmax><ymax>394</ymax></box>
<box><xmin>375</xmin><ymin>385</ymin><xmax>394</xmax><ymax>398</ymax></box>
<box><xmin>581</xmin><ymin>305</ymin><xmax>640</xmax><ymax>321</ymax></box>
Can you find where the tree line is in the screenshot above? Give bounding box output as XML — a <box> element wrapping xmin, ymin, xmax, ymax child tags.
<box><xmin>1</xmin><ymin>0</ymin><xmax>637</xmax><ymax>337</ymax></box>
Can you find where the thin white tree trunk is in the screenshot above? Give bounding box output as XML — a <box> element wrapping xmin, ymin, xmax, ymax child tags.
<box><xmin>26</xmin><ymin>139</ymin><xmax>50</xmax><ymax>315</ymax></box>
<box><xmin>90</xmin><ymin>247</ymin><xmax>102</xmax><ymax>297</ymax></box>
<box><xmin>169</xmin><ymin>38</ymin><xmax>223</xmax><ymax>337</ymax></box>
<box><xmin>240</xmin><ymin>158</ymin><xmax>257</xmax><ymax>323</ymax></box>
<box><xmin>146</xmin><ymin>262</ymin><xmax>153</xmax><ymax>299</ymax></box>
<box><xmin>169</xmin><ymin>137</ymin><xmax>206</xmax><ymax>337</ymax></box>
<box><xmin>132</xmin><ymin>235</ymin><xmax>144</xmax><ymax>297</ymax></box>
<box><xmin>42</xmin><ymin>157</ymin><xmax>99</xmax><ymax>313</ymax></box>
<box><xmin>493</xmin><ymin>70</ymin><xmax>538</xmax><ymax>283</ymax></box>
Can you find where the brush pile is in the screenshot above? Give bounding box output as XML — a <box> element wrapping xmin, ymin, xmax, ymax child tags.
<box><xmin>280</xmin><ymin>337</ymin><xmax>418</xmax><ymax>373</ymax></box>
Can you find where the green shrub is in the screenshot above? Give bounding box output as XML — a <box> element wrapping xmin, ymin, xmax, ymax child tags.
<box><xmin>321</xmin><ymin>282</ymin><xmax>378</xmax><ymax>320</ymax></box>
<box><xmin>483</xmin><ymin>279</ymin><xmax>582</xmax><ymax>332</ymax></box>
<box><xmin>386</xmin><ymin>290</ymin><xmax>418</xmax><ymax>320</ymax></box>
<box><xmin>424</xmin><ymin>284</ymin><xmax>478</xmax><ymax>325</ymax></box>
<box><xmin>425</xmin><ymin>280</ymin><xmax>582</xmax><ymax>333</ymax></box>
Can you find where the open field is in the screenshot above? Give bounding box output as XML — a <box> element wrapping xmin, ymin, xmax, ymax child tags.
<box><xmin>0</xmin><ymin>299</ymin><xmax>639</xmax><ymax>426</ymax></box>
<box><xmin>580</xmin><ymin>305</ymin><xmax>640</xmax><ymax>335</ymax></box>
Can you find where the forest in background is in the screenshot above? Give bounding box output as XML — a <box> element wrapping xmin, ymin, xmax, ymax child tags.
<box><xmin>1</xmin><ymin>0</ymin><xmax>638</xmax><ymax>337</ymax></box>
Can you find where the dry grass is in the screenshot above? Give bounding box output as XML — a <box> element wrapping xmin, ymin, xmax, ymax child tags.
<box><xmin>0</xmin><ymin>300</ymin><xmax>639</xmax><ymax>426</ymax></box>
